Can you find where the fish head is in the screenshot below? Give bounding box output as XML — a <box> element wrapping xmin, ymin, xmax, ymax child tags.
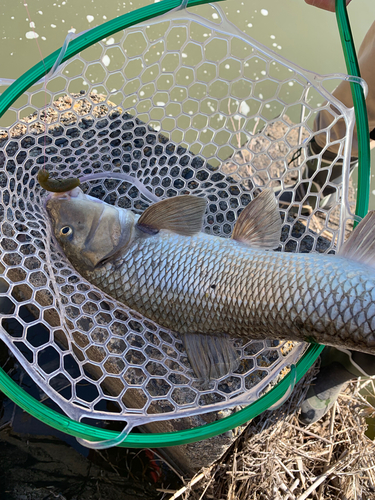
<box><xmin>46</xmin><ymin>188</ymin><xmax>135</xmax><ymax>271</ymax></box>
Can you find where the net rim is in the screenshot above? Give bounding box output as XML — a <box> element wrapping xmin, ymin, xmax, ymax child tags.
<box><xmin>0</xmin><ymin>343</ymin><xmax>323</xmax><ymax>447</ymax></box>
<box><xmin>0</xmin><ymin>0</ymin><xmax>368</xmax><ymax>446</ymax></box>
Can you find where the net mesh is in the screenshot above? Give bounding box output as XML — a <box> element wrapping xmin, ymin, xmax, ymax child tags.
<box><xmin>0</xmin><ymin>5</ymin><xmax>355</xmax><ymax>435</ymax></box>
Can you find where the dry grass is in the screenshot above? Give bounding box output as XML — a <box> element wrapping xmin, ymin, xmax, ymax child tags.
<box><xmin>164</xmin><ymin>362</ymin><xmax>375</xmax><ymax>500</ymax></box>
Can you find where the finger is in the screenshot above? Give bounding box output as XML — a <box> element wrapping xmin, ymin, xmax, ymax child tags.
<box><xmin>305</xmin><ymin>0</ymin><xmax>352</xmax><ymax>12</ymax></box>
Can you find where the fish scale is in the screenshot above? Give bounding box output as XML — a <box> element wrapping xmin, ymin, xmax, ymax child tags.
<box><xmin>83</xmin><ymin>230</ymin><xmax>375</xmax><ymax>353</ymax></box>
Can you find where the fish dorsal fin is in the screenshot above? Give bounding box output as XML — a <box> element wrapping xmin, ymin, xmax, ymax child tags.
<box><xmin>232</xmin><ymin>189</ymin><xmax>282</xmax><ymax>249</ymax></box>
<box><xmin>338</xmin><ymin>211</ymin><xmax>375</xmax><ymax>268</ymax></box>
<box><xmin>183</xmin><ymin>332</ymin><xmax>239</xmax><ymax>383</ymax></box>
<box><xmin>137</xmin><ymin>195</ymin><xmax>206</xmax><ymax>236</ymax></box>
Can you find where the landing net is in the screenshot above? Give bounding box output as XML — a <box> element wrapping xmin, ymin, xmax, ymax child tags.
<box><xmin>0</xmin><ymin>2</ymin><xmax>358</xmax><ymax>444</ymax></box>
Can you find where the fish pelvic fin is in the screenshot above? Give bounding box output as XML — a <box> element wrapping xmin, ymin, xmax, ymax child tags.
<box><xmin>232</xmin><ymin>188</ymin><xmax>282</xmax><ymax>249</ymax></box>
<box><xmin>137</xmin><ymin>195</ymin><xmax>206</xmax><ymax>236</ymax></box>
<box><xmin>339</xmin><ymin>211</ymin><xmax>375</xmax><ymax>268</ymax></box>
<box><xmin>182</xmin><ymin>332</ymin><xmax>239</xmax><ymax>383</ymax></box>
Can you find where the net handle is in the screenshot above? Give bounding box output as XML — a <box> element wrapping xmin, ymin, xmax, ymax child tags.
<box><xmin>335</xmin><ymin>0</ymin><xmax>371</xmax><ymax>220</ymax></box>
<box><xmin>0</xmin><ymin>0</ymin><xmax>367</xmax><ymax>447</ymax></box>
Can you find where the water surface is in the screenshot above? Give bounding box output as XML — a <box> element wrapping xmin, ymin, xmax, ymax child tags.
<box><xmin>1</xmin><ymin>0</ymin><xmax>375</xmax><ymax>202</ymax></box>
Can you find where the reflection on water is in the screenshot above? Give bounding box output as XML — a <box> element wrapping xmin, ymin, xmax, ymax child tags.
<box><xmin>1</xmin><ymin>0</ymin><xmax>375</xmax><ymax>207</ymax></box>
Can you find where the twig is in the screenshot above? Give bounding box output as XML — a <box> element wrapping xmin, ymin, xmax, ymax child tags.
<box><xmin>167</xmin><ymin>469</ymin><xmax>211</xmax><ymax>500</ymax></box>
<box><xmin>296</xmin><ymin>458</ymin><xmax>306</xmax><ymax>489</ymax></box>
<box><xmin>286</xmin><ymin>423</ymin><xmax>334</xmax><ymax>445</ymax></box>
<box><xmin>275</xmin><ymin>471</ymin><xmax>296</xmax><ymax>500</ymax></box>
<box><xmin>279</xmin><ymin>442</ymin><xmax>330</xmax><ymax>462</ymax></box>
<box><xmin>296</xmin><ymin>451</ymin><xmax>348</xmax><ymax>500</ymax></box>
<box><xmin>318</xmin><ymin>401</ymin><xmax>337</xmax><ymax>499</ymax></box>
<box><xmin>274</xmin><ymin>456</ymin><xmax>295</xmax><ymax>480</ymax></box>
<box><xmin>198</xmin><ymin>467</ymin><xmax>218</xmax><ymax>500</ymax></box>
<box><xmin>228</xmin><ymin>441</ymin><xmax>238</xmax><ymax>500</ymax></box>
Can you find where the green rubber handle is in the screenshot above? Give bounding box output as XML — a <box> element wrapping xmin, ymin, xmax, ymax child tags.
<box><xmin>336</xmin><ymin>0</ymin><xmax>371</xmax><ymax>219</ymax></box>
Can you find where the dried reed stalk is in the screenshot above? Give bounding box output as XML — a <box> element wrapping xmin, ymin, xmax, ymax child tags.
<box><xmin>171</xmin><ymin>362</ymin><xmax>375</xmax><ymax>499</ymax></box>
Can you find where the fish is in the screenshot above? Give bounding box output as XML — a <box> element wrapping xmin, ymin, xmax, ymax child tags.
<box><xmin>45</xmin><ymin>185</ymin><xmax>375</xmax><ymax>381</ymax></box>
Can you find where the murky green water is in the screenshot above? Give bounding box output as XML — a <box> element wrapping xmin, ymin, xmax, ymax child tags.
<box><xmin>1</xmin><ymin>0</ymin><xmax>375</xmax><ymax>208</ymax></box>
<box><xmin>1</xmin><ymin>0</ymin><xmax>375</xmax><ymax>79</ymax></box>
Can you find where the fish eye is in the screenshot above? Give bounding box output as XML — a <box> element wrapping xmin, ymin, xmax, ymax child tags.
<box><xmin>60</xmin><ymin>226</ymin><xmax>73</xmax><ymax>237</ymax></box>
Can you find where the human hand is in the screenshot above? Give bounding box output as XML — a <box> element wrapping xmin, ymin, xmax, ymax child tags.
<box><xmin>304</xmin><ymin>0</ymin><xmax>352</xmax><ymax>12</ymax></box>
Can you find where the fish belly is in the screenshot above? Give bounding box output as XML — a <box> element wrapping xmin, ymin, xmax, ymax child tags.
<box><xmin>86</xmin><ymin>232</ymin><xmax>375</xmax><ymax>354</ymax></box>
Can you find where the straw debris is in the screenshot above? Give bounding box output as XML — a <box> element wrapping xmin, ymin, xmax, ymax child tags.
<box><xmin>169</xmin><ymin>363</ymin><xmax>375</xmax><ymax>499</ymax></box>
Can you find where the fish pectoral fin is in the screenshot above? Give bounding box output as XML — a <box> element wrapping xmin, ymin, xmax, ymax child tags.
<box><xmin>182</xmin><ymin>332</ymin><xmax>239</xmax><ymax>382</ymax></box>
<box><xmin>232</xmin><ymin>188</ymin><xmax>282</xmax><ymax>249</ymax></box>
<box><xmin>137</xmin><ymin>195</ymin><xmax>207</xmax><ymax>236</ymax></box>
<box><xmin>339</xmin><ymin>210</ymin><xmax>375</xmax><ymax>268</ymax></box>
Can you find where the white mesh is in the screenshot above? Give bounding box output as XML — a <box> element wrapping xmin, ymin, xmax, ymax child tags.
<box><xmin>0</xmin><ymin>5</ymin><xmax>356</xmax><ymax>435</ymax></box>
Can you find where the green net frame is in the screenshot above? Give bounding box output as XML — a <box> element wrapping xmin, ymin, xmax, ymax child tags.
<box><xmin>0</xmin><ymin>0</ymin><xmax>369</xmax><ymax>447</ymax></box>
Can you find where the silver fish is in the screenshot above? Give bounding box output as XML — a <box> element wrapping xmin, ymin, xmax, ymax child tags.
<box><xmin>46</xmin><ymin>186</ymin><xmax>375</xmax><ymax>381</ymax></box>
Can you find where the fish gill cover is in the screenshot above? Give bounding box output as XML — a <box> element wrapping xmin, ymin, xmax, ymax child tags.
<box><xmin>0</xmin><ymin>4</ymin><xmax>356</xmax><ymax>443</ymax></box>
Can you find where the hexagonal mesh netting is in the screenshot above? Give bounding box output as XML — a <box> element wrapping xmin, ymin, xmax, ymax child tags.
<box><xmin>0</xmin><ymin>4</ymin><xmax>357</xmax><ymax>439</ymax></box>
